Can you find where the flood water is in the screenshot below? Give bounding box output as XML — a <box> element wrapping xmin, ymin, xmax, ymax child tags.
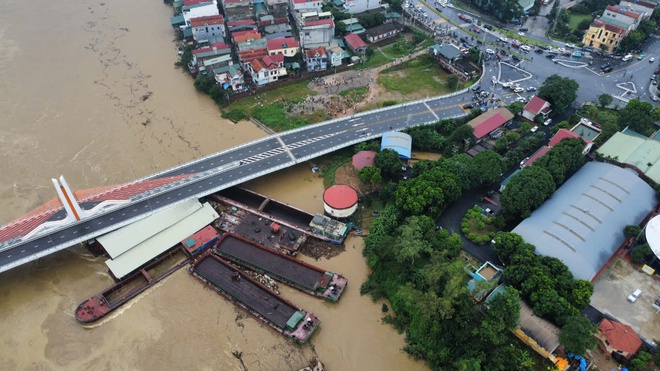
<box><xmin>0</xmin><ymin>1</ymin><xmax>427</xmax><ymax>369</ymax></box>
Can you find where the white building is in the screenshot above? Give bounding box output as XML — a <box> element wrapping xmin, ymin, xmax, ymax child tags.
<box><xmin>190</xmin><ymin>15</ymin><xmax>225</xmax><ymax>43</ymax></box>
<box><xmin>247</xmin><ymin>54</ymin><xmax>287</xmax><ymax>86</ymax></box>
<box><xmin>183</xmin><ymin>1</ymin><xmax>220</xmax><ymax>26</ymax></box>
<box><xmin>295</xmin><ymin>12</ymin><xmax>335</xmax><ymax>48</ymax></box>
<box><xmin>290</xmin><ymin>0</ymin><xmax>323</xmax><ymax>12</ymax></box>
<box><xmin>343</xmin><ymin>0</ymin><xmax>381</xmax><ymax>14</ymax></box>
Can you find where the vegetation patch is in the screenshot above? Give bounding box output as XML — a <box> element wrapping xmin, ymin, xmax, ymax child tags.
<box><xmin>338</xmin><ymin>86</ymin><xmax>368</xmax><ymax>100</ymax></box>
<box><xmin>378</xmin><ymin>55</ymin><xmax>461</xmax><ymax>96</ymax></box>
<box><xmin>461</xmin><ymin>206</ymin><xmax>498</xmax><ymax>244</ymax></box>
<box><xmin>567</xmin><ymin>13</ymin><xmax>592</xmax><ymax>31</ymax></box>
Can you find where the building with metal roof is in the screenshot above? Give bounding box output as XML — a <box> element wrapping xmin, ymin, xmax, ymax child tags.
<box><xmin>380</xmin><ymin>131</ymin><xmax>412</xmax><ymax>159</ymax></box>
<box><xmin>323</xmin><ymin>185</ymin><xmax>358</xmax><ymax>218</ymax></box>
<box><xmin>511</xmin><ymin>162</ymin><xmax>656</xmax><ymax>281</ymax></box>
<box><xmin>596</xmin><ymin>131</ymin><xmax>660</xmax><ymax>184</ymax></box>
<box><xmin>352</xmin><ymin>150</ymin><xmax>376</xmax><ymax>170</ymax></box>
<box><xmin>105</xmin><ymin>202</ymin><xmax>219</xmax><ymax>279</ymax></box>
<box><xmin>467</xmin><ymin>108</ymin><xmax>514</xmax><ymax>141</ymax></box>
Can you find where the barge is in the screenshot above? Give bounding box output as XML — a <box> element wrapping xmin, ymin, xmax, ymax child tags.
<box><xmin>190</xmin><ymin>251</ymin><xmax>320</xmax><ymax>344</ymax></box>
<box><xmin>75</xmin><ymin>247</ymin><xmax>189</xmax><ymax>323</ymax></box>
<box><xmin>214</xmin><ymin>234</ymin><xmax>347</xmax><ymax>302</ymax></box>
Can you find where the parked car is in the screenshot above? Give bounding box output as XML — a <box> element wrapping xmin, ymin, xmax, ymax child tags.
<box><xmin>600</xmin><ymin>64</ymin><xmax>611</xmax><ymax>71</ymax></box>
<box><xmin>628</xmin><ymin>289</ymin><xmax>642</xmax><ymax>303</ymax></box>
<box><xmin>603</xmin><ymin>66</ymin><xmax>613</xmax><ymax>73</ymax></box>
<box><xmin>473</xmin><ymin>27</ymin><xmax>481</xmax><ymax>33</ymax></box>
<box><xmin>512</xmin><ymin>55</ymin><xmax>521</xmax><ymax>62</ymax></box>
<box><xmin>471</xmin><ymin>85</ymin><xmax>481</xmax><ymax>91</ymax></box>
<box><xmin>572</xmin><ymin>51</ymin><xmax>582</xmax><ymax>58</ymax></box>
<box><xmin>519</xmin><ymin>27</ymin><xmax>528</xmax><ymax>32</ymax></box>
<box><xmin>514</xmin><ymin>87</ymin><xmax>525</xmax><ymax>93</ymax></box>
<box><xmin>535</xmin><ymin>49</ymin><xmax>544</xmax><ymax>54</ymax></box>
<box><xmin>491</xmin><ymin>76</ymin><xmax>498</xmax><ymax>84</ymax></box>
<box><xmin>515</xmin><ymin>96</ymin><xmax>527</xmax><ymax>103</ymax></box>
<box><xmin>486</xmin><ymin>49</ymin><xmax>495</xmax><ymax>55</ymax></box>
<box><xmin>463</xmin><ymin>104</ymin><xmax>474</xmax><ymax>109</ymax></box>
<box><xmin>651</xmin><ymin>57</ymin><xmax>656</xmax><ymax>63</ymax></box>
<box><xmin>484</xmin><ymin>24</ymin><xmax>493</xmax><ymax>30</ymax></box>
<box><xmin>637</xmin><ymin>54</ymin><xmax>646</xmax><ymax>60</ymax></box>
<box><xmin>530</xmin><ymin>126</ymin><xmax>539</xmax><ymax>133</ymax></box>
<box><xmin>543</xmin><ymin>118</ymin><xmax>552</xmax><ymax>126</ymax></box>
<box><xmin>546</xmin><ymin>54</ymin><xmax>556</xmax><ymax>59</ymax></box>
<box><xmin>527</xmin><ymin>86</ymin><xmax>537</xmax><ymax>91</ymax></box>
<box><xmin>520</xmin><ymin>157</ymin><xmax>530</xmax><ymax>166</ymax></box>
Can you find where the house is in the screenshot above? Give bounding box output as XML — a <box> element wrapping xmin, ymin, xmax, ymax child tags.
<box><xmin>466</xmin><ymin>108</ymin><xmax>514</xmax><ymax>143</ymax></box>
<box><xmin>265</xmin><ymin>0</ymin><xmax>289</xmax><ymax>18</ymax></box>
<box><xmin>340</xmin><ymin>18</ymin><xmax>366</xmax><ymax>34</ymax></box>
<box><xmin>190</xmin><ymin>15</ymin><xmax>225</xmax><ymax>43</ymax></box>
<box><xmin>344</xmin><ymin>33</ymin><xmax>367</xmax><ymax>57</ymax></box>
<box><xmin>296</xmin><ymin>13</ymin><xmax>335</xmax><ymax>48</ymax></box>
<box><xmin>227</xmin><ymin>19</ymin><xmax>257</xmax><ymax>33</ymax></box>
<box><xmin>182</xmin><ymin>1</ymin><xmax>220</xmax><ymax>26</ymax></box>
<box><xmin>343</xmin><ymin>0</ymin><xmax>381</xmax><ymax>14</ymax></box>
<box><xmin>428</xmin><ymin>43</ymin><xmax>462</xmax><ymax>63</ymax></box>
<box><xmin>517</xmin><ymin>0</ymin><xmax>534</xmax><ymax>12</ymax></box>
<box><xmin>548</xmin><ymin>129</ymin><xmax>593</xmax><ymax>155</ymax></box>
<box><xmin>191</xmin><ymin>42</ymin><xmax>232</xmax><ymax>74</ymax></box>
<box><xmin>596</xmin><ymin>319</ymin><xmax>642</xmax><ymax>360</ymax></box>
<box><xmin>213</xmin><ymin>64</ymin><xmax>245</xmax><ymax>91</ymax></box>
<box><xmin>201</xmin><ymin>54</ymin><xmax>233</xmax><ymax>75</ymax></box>
<box><xmin>259</xmin><ymin>16</ymin><xmax>292</xmax><ymax>36</ymax></box>
<box><xmin>305</xmin><ymin>46</ymin><xmax>327</xmax><ymax>71</ymax></box>
<box><xmin>582</xmin><ymin>21</ymin><xmax>626</xmax><ymax>52</ymax></box>
<box><xmin>253</xmin><ymin>0</ymin><xmax>269</xmax><ymax>18</ymax></box>
<box><xmin>222</xmin><ymin>0</ymin><xmax>254</xmax><ymax>22</ymax></box>
<box><xmin>327</xmin><ymin>45</ymin><xmax>346</xmax><ymax>67</ymax></box>
<box><xmin>237</xmin><ymin>38</ymin><xmax>269</xmax><ymax>63</ymax></box>
<box><xmin>267</xmin><ymin>37</ymin><xmax>300</xmax><ymax>57</ymax></box>
<box><xmin>521</xmin><ymin>96</ymin><xmax>551</xmax><ymax>121</ymax></box>
<box><xmin>232</xmin><ymin>30</ymin><xmax>262</xmax><ymax>44</ymax></box>
<box><xmin>247</xmin><ymin>54</ymin><xmax>287</xmax><ymax>86</ymax></box>
<box><xmin>618</xmin><ymin>1</ymin><xmax>656</xmax><ymax>20</ymax></box>
<box><xmin>364</xmin><ymin>22</ymin><xmax>403</xmax><ymax>43</ymax></box>
<box><xmin>602</xmin><ymin>5</ymin><xmax>642</xmax><ymax>30</ymax></box>
<box><xmin>290</xmin><ymin>0</ymin><xmax>323</xmax><ymax>12</ymax></box>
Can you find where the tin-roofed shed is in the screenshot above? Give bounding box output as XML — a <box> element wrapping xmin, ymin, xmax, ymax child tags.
<box><xmin>380</xmin><ymin>132</ymin><xmax>412</xmax><ymax>159</ymax></box>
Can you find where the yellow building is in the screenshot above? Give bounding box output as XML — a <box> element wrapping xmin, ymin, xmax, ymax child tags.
<box><xmin>582</xmin><ymin>20</ymin><xmax>626</xmax><ymax>52</ymax></box>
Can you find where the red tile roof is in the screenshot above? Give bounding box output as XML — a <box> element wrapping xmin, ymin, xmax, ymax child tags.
<box><xmin>323</xmin><ymin>185</ymin><xmax>358</xmax><ymax>209</ymax></box>
<box><xmin>227</xmin><ymin>19</ymin><xmax>256</xmax><ymax>27</ymax></box>
<box><xmin>239</xmin><ymin>49</ymin><xmax>268</xmax><ymax>61</ymax></box>
<box><xmin>549</xmin><ymin>129</ymin><xmax>591</xmax><ymax>147</ymax></box>
<box><xmin>524</xmin><ymin>146</ymin><xmax>551</xmax><ymax>166</ymax></box>
<box><xmin>192</xmin><ymin>41</ymin><xmax>230</xmax><ymax>54</ymax></box>
<box><xmin>606</xmin><ymin>5</ymin><xmax>641</xmax><ymax>19</ymax></box>
<box><xmin>345</xmin><ymin>33</ymin><xmax>367</xmax><ymax>50</ymax></box>
<box><xmin>251</xmin><ymin>58</ymin><xmax>267</xmax><ymax>72</ymax></box>
<box><xmin>352</xmin><ymin>150</ymin><xmax>376</xmax><ymax>170</ymax></box>
<box><xmin>190</xmin><ymin>15</ymin><xmax>224</xmax><ymax>27</ymax></box>
<box><xmin>599</xmin><ymin>319</ymin><xmax>642</xmax><ymax>356</ymax></box>
<box><xmin>305</xmin><ymin>19</ymin><xmax>335</xmax><ymax>27</ymax></box>
<box><xmin>267</xmin><ymin>37</ymin><xmax>300</xmax><ymax>51</ymax></box>
<box><xmin>305</xmin><ymin>46</ymin><xmax>326</xmax><ymax>58</ymax></box>
<box><xmin>262</xmin><ymin>54</ymin><xmax>284</xmax><ymax>66</ymax></box>
<box><xmin>471</xmin><ymin>112</ymin><xmax>513</xmax><ymax>139</ymax></box>
<box><xmin>257</xmin><ymin>17</ymin><xmax>289</xmax><ymax>27</ymax></box>
<box><xmin>523</xmin><ymin>96</ymin><xmax>549</xmax><ymax>115</ymax></box>
<box><xmin>233</xmin><ymin>30</ymin><xmax>262</xmax><ymax>43</ymax></box>
<box><xmin>593</xmin><ymin>20</ymin><xmax>625</xmax><ymax>34</ymax></box>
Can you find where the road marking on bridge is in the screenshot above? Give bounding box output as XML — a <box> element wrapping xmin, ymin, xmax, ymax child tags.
<box><xmin>423</xmin><ymin>101</ymin><xmax>439</xmax><ymax>121</ymax></box>
<box><xmin>275</xmin><ymin>136</ymin><xmax>297</xmax><ymax>162</ymax></box>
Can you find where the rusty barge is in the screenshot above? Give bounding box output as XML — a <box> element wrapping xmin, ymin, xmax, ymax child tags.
<box><xmin>190</xmin><ymin>251</ymin><xmax>320</xmax><ymax>344</ymax></box>
<box><xmin>75</xmin><ymin>247</ymin><xmax>189</xmax><ymax>323</ymax></box>
<box><xmin>214</xmin><ymin>234</ymin><xmax>347</xmax><ymax>302</ymax></box>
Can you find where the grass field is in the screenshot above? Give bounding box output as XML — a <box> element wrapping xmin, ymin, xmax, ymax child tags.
<box><xmin>568</xmin><ymin>13</ymin><xmax>592</xmax><ymax>30</ymax></box>
<box><xmin>378</xmin><ymin>54</ymin><xmax>463</xmax><ymax>95</ymax></box>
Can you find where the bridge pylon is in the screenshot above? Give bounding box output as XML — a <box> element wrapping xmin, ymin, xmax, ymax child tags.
<box><xmin>51</xmin><ymin>176</ymin><xmax>86</xmax><ymax>222</ymax></box>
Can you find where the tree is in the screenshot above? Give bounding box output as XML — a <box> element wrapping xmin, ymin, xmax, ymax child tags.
<box><xmin>487</xmin><ymin>286</ymin><xmax>521</xmax><ymax>329</ymax></box>
<box><xmin>375</xmin><ymin>149</ymin><xmax>402</xmax><ymax>179</ymax></box>
<box><xmin>471</xmin><ymin>151</ymin><xmax>506</xmax><ymax>185</ymax></box>
<box><xmin>631</xmin><ymin>243</ymin><xmax>653</xmax><ymax>264</ymax></box>
<box><xmin>538</xmin><ymin>75</ymin><xmax>579</xmax><ymax>115</ymax></box>
<box><xmin>508</xmin><ymin>102</ymin><xmax>524</xmax><ymax>115</ymax></box>
<box><xmin>619</xmin><ymin>30</ymin><xmax>644</xmax><ymax>51</ymax></box>
<box><xmin>358</xmin><ymin>166</ymin><xmax>382</xmax><ymax>185</ymax></box>
<box><xmin>501</xmin><ymin>166</ymin><xmax>556</xmax><ymax>221</ymax></box>
<box><xmin>597</xmin><ymin>93</ymin><xmax>613</xmax><ymax>108</ymax></box>
<box><xmin>534</xmin><ymin>137</ymin><xmax>585</xmax><ymax>187</ymax></box>
<box><xmin>619</xmin><ymin>99</ymin><xmax>658</xmax><ymax>136</ymax></box>
<box><xmin>492</xmin><ymin>232</ymin><xmax>528</xmax><ymax>262</ymax></box>
<box><xmin>559</xmin><ymin>316</ymin><xmax>598</xmax><ymax>356</ymax></box>
<box><xmin>446</xmin><ymin>75</ymin><xmax>459</xmax><ymax>90</ymax></box>
<box><xmin>624</xmin><ymin>224</ymin><xmax>642</xmax><ymax>238</ymax></box>
<box><xmin>194</xmin><ymin>75</ymin><xmax>214</xmax><ymax>93</ymax></box>
<box><xmin>630</xmin><ymin>350</ymin><xmax>652</xmax><ymax>370</ymax></box>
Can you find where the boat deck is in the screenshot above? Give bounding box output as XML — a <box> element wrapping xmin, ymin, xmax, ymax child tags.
<box><xmin>193</xmin><ymin>253</ymin><xmax>297</xmax><ymax>329</ymax></box>
<box><xmin>216</xmin><ymin>235</ymin><xmax>324</xmax><ymax>290</ymax></box>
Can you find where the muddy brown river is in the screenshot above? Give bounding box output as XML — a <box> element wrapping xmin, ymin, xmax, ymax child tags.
<box><xmin>0</xmin><ymin>1</ymin><xmax>427</xmax><ymax>369</ymax></box>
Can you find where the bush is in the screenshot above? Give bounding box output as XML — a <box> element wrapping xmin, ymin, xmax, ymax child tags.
<box><xmin>462</xmin><ymin>227</ymin><xmax>470</xmax><ymax>234</ymax></box>
<box><xmin>631</xmin><ymin>244</ymin><xmax>652</xmax><ymax>264</ymax></box>
<box><xmin>382</xmin><ymin>303</ymin><xmax>389</xmax><ymax>312</ymax></box>
<box><xmin>222</xmin><ymin>108</ymin><xmax>247</xmax><ymax>123</ymax></box>
<box><xmin>624</xmin><ymin>225</ymin><xmax>642</xmax><ymax>238</ymax></box>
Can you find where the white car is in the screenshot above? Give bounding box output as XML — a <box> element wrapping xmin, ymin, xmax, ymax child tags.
<box><xmin>651</xmin><ymin>57</ymin><xmax>656</xmax><ymax>63</ymax></box>
<box><xmin>514</xmin><ymin>87</ymin><xmax>525</xmax><ymax>93</ymax></box>
<box><xmin>544</xmin><ymin>118</ymin><xmax>552</xmax><ymax>126</ymax></box>
<box><xmin>530</xmin><ymin>126</ymin><xmax>539</xmax><ymax>133</ymax></box>
<box><xmin>628</xmin><ymin>289</ymin><xmax>642</xmax><ymax>303</ymax></box>
<box><xmin>491</xmin><ymin>76</ymin><xmax>498</xmax><ymax>84</ymax></box>
<box><xmin>486</xmin><ymin>48</ymin><xmax>495</xmax><ymax>55</ymax></box>
<box><xmin>516</xmin><ymin>96</ymin><xmax>527</xmax><ymax>103</ymax></box>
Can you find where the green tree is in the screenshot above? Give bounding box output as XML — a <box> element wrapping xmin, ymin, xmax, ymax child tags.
<box><xmin>597</xmin><ymin>93</ymin><xmax>613</xmax><ymax>108</ymax></box>
<box><xmin>568</xmin><ymin>280</ymin><xmax>593</xmax><ymax>309</ymax></box>
<box><xmin>394</xmin><ymin>216</ymin><xmax>433</xmax><ymax>265</ymax></box>
<box><xmin>619</xmin><ymin>30</ymin><xmax>644</xmax><ymax>51</ymax></box>
<box><xmin>630</xmin><ymin>350</ymin><xmax>652</xmax><ymax>370</ymax></box>
<box><xmin>501</xmin><ymin>166</ymin><xmax>556</xmax><ymax>221</ymax></box>
<box><xmin>558</xmin><ymin>316</ymin><xmax>598</xmax><ymax>356</ymax></box>
<box><xmin>624</xmin><ymin>225</ymin><xmax>642</xmax><ymax>238</ymax></box>
<box><xmin>395</xmin><ymin>176</ymin><xmax>445</xmax><ymax>216</ymax></box>
<box><xmin>533</xmin><ymin>137</ymin><xmax>585</xmax><ymax>187</ymax></box>
<box><xmin>577</xmin><ymin>19</ymin><xmax>592</xmax><ymax>30</ymax></box>
<box><xmin>375</xmin><ymin>149</ymin><xmax>402</xmax><ymax>179</ymax></box>
<box><xmin>631</xmin><ymin>243</ymin><xmax>653</xmax><ymax>264</ymax></box>
<box><xmin>194</xmin><ymin>75</ymin><xmax>214</xmax><ymax>93</ymax></box>
<box><xmin>492</xmin><ymin>232</ymin><xmax>528</xmax><ymax>262</ymax></box>
<box><xmin>446</xmin><ymin>75</ymin><xmax>459</xmax><ymax>90</ymax></box>
<box><xmin>358</xmin><ymin>166</ymin><xmax>382</xmax><ymax>184</ymax></box>
<box><xmin>619</xmin><ymin>99</ymin><xmax>658</xmax><ymax>136</ymax></box>
<box><xmin>508</xmin><ymin>102</ymin><xmax>524</xmax><ymax>115</ymax></box>
<box><xmin>538</xmin><ymin>75</ymin><xmax>579</xmax><ymax>115</ymax></box>
<box><xmin>472</xmin><ymin>151</ymin><xmax>506</xmax><ymax>185</ymax></box>
<box><xmin>487</xmin><ymin>286</ymin><xmax>521</xmax><ymax>329</ymax></box>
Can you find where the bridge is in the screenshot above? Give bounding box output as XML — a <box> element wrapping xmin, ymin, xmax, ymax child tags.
<box><xmin>0</xmin><ymin>90</ymin><xmax>475</xmax><ymax>274</ymax></box>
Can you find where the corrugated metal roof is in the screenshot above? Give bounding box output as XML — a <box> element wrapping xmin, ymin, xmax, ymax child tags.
<box><xmin>97</xmin><ymin>199</ymin><xmax>202</xmax><ymax>259</ymax></box>
<box><xmin>105</xmin><ymin>203</ymin><xmax>219</xmax><ymax>279</ymax></box>
<box><xmin>380</xmin><ymin>132</ymin><xmax>412</xmax><ymax>159</ymax></box>
<box><xmin>597</xmin><ymin>131</ymin><xmax>660</xmax><ymax>184</ymax></box>
<box><xmin>511</xmin><ymin>162</ymin><xmax>655</xmax><ymax>281</ymax></box>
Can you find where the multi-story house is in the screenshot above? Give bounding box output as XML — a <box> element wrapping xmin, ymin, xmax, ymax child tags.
<box><xmin>182</xmin><ymin>1</ymin><xmax>220</xmax><ymax>26</ymax></box>
<box><xmin>294</xmin><ymin>12</ymin><xmax>335</xmax><ymax>48</ymax></box>
<box><xmin>190</xmin><ymin>15</ymin><xmax>225</xmax><ymax>43</ymax></box>
<box><xmin>290</xmin><ymin>0</ymin><xmax>323</xmax><ymax>13</ymax></box>
<box><xmin>222</xmin><ymin>0</ymin><xmax>254</xmax><ymax>22</ymax></box>
<box><xmin>343</xmin><ymin>0</ymin><xmax>381</xmax><ymax>14</ymax></box>
<box><xmin>267</xmin><ymin>37</ymin><xmax>300</xmax><ymax>57</ymax></box>
<box><xmin>247</xmin><ymin>54</ymin><xmax>287</xmax><ymax>85</ymax></box>
<box><xmin>213</xmin><ymin>64</ymin><xmax>245</xmax><ymax>91</ymax></box>
<box><xmin>601</xmin><ymin>5</ymin><xmax>642</xmax><ymax>32</ymax></box>
<box><xmin>582</xmin><ymin>20</ymin><xmax>626</xmax><ymax>52</ymax></box>
<box><xmin>305</xmin><ymin>46</ymin><xmax>327</xmax><ymax>71</ymax></box>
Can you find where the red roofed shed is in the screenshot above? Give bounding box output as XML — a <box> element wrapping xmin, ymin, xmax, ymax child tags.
<box><xmin>467</xmin><ymin>108</ymin><xmax>514</xmax><ymax>140</ymax></box>
<box><xmin>597</xmin><ymin>319</ymin><xmax>642</xmax><ymax>359</ymax></box>
<box><xmin>522</xmin><ymin>96</ymin><xmax>551</xmax><ymax>121</ymax></box>
<box><xmin>344</xmin><ymin>33</ymin><xmax>367</xmax><ymax>55</ymax></box>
